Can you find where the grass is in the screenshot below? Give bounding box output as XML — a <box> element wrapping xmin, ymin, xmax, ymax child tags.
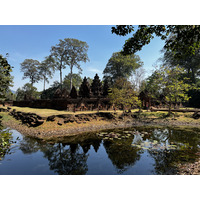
<box><xmin>1</xmin><ymin>106</ymin><xmax>200</xmax><ymax>125</ymax></box>
<box><xmin>5</xmin><ymin>106</ymin><xmax>139</xmax><ymax>117</ymax></box>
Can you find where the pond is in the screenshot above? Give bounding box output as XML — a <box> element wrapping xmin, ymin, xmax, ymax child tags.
<box><xmin>0</xmin><ymin>126</ymin><xmax>200</xmax><ymax>175</ymax></box>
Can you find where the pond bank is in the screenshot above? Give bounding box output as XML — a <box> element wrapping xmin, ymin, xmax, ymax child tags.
<box><xmin>1</xmin><ymin>111</ymin><xmax>200</xmax><ymax>175</ymax></box>
<box><xmin>1</xmin><ymin>110</ymin><xmax>200</xmax><ymax>140</ymax></box>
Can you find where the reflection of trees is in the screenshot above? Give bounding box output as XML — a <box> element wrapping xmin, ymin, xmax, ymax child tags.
<box><xmin>148</xmin><ymin>128</ymin><xmax>200</xmax><ymax>175</ymax></box>
<box><xmin>43</xmin><ymin>143</ymin><xmax>88</xmax><ymax>175</ymax></box>
<box><xmin>103</xmin><ymin>139</ymin><xmax>141</xmax><ymax>174</ymax></box>
<box><xmin>19</xmin><ymin>137</ymin><xmax>42</xmax><ymax>154</ymax></box>
<box><xmin>19</xmin><ymin>136</ymin><xmax>89</xmax><ymax>175</ymax></box>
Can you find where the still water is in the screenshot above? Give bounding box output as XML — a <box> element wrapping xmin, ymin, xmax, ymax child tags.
<box><xmin>0</xmin><ymin>126</ymin><xmax>200</xmax><ymax>175</ymax></box>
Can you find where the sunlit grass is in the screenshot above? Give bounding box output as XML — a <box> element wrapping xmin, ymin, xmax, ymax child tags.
<box><xmin>8</xmin><ymin>106</ymin><xmax>139</xmax><ymax>117</ymax></box>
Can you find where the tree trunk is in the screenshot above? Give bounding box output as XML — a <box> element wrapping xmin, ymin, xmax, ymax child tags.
<box><xmin>43</xmin><ymin>78</ymin><xmax>46</xmax><ymax>91</ymax></box>
<box><xmin>191</xmin><ymin>67</ymin><xmax>196</xmax><ymax>84</ymax></box>
<box><xmin>60</xmin><ymin>69</ymin><xmax>62</xmax><ymax>89</ymax></box>
<box><xmin>70</xmin><ymin>66</ymin><xmax>73</xmax><ymax>91</ymax></box>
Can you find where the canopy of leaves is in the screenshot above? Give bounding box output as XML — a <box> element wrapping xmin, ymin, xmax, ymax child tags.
<box><xmin>112</xmin><ymin>25</ymin><xmax>200</xmax><ymax>59</ymax></box>
<box><xmin>161</xmin><ymin>47</ymin><xmax>200</xmax><ymax>84</ymax></box>
<box><xmin>0</xmin><ymin>55</ymin><xmax>13</xmax><ymax>98</ymax></box>
<box><xmin>0</xmin><ymin>128</ymin><xmax>13</xmax><ymax>161</ymax></box>
<box><xmin>63</xmin><ymin>73</ymin><xmax>82</xmax><ymax>92</ymax></box>
<box><xmin>39</xmin><ymin>56</ymin><xmax>55</xmax><ymax>90</ymax></box>
<box><xmin>16</xmin><ymin>83</ymin><xmax>40</xmax><ymax>101</ymax></box>
<box><xmin>40</xmin><ymin>81</ymin><xmax>61</xmax><ymax>100</ymax></box>
<box><xmin>20</xmin><ymin>59</ymin><xmax>41</xmax><ymax>85</ymax></box>
<box><xmin>50</xmin><ymin>38</ymin><xmax>89</xmax><ymax>88</ymax></box>
<box><xmin>103</xmin><ymin>52</ymin><xmax>143</xmax><ymax>86</ymax></box>
<box><xmin>108</xmin><ymin>78</ymin><xmax>141</xmax><ymax>111</ymax></box>
<box><xmin>145</xmin><ymin>65</ymin><xmax>194</xmax><ymax>112</ymax></box>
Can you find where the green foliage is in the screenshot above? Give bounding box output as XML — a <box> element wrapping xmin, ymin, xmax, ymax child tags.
<box><xmin>39</xmin><ymin>56</ymin><xmax>55</xmax><ymax>90</ymax></box>
<box><xmin>108</xmin><ymin>78</ymin><xmax>141</xmax><ymax>112</ymax></box>
<box><xmin>41</xmin><ymin>81</ymin><xmax>61</xmax><ymax>100</ymax></box>
<box><xmin>16</xmin><ymin>83</ymin><xmax>40</xmax><ymax>100</ymax></box>
<box><xmin>161</xmin><ymin>46</ymin><xmax>200</xmax><ymax>84</ymax></box>
<box><xmin>0</xmin><ymin>129</ymin><xmax>13</xmax><ymax>160</ymax></box>
<box><xmin>103</xmin><ymin>52</ymin><xmax>143</xmax><ymax>86</ymax></box>
<box><xmin>4</xmin><ymin>89</ymin><xmax>16</xmax><ymax>101</ymax></box>
<box><xmin>112</xmin><ymin>25</ymin><xmax>200</xmax><ymax>60</ymax></box>
<box><xmin>50</xmin><ymin>38</ymin><xmax>89</xmax><ymax>89</ymax></box>
<box><xmin>147</xmin><ymin>66</ymin><xmax>194</xmax><ymax>113</ymax></box>
<box><xmin>20</xmin><ymin>59</ymin><xmax>41</xmax><ymax>85</ymax></box>
<box><xmin>145</xmin><ymin>69</ymin><xmax>163</xmax><ymax>100</ymax></box>
<box><xmin>0</xmin><ymin>54</ymin><xmax>13</xmax><ymax>98</ymax></box>
<box><xmin>63</xmin><ymin>73</ymin><xmax>82</xmax><ymax>92</ymax></box>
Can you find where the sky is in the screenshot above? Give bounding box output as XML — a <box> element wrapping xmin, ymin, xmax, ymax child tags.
<box><xmin>0</xmin><ymin>25</ymin><xmax>165</xmax><ymax>92</ymax></box>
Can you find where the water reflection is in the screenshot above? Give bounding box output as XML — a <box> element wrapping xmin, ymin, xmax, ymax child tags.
<box><xmin>103</xmin><ymin>138</ymin><xmax>141</xmax><ymax>174</ymax></box>
<box><xmin>43</xmin><ymin>143</ymin><xmax>88</xmax><ymax>175</ymax></box>
<box><xmin>0</xmin><ymin>125</ymin><xmax>199</xmax><ymax>175</ymax></box>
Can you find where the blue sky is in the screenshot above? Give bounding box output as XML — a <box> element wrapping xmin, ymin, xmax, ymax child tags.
<box><xmin>0</xmin><ymin>25</ymin><xmax>165</xmax><ymax>91</ymax></box>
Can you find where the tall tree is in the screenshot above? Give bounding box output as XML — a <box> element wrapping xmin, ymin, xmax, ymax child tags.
<box><xmin>112</xmin><ymin>25</ymin><xmax>200</xmax><ymax>59</ymax></box>
<box><xmin>39</xmin><ymin>56</ymin><xmax>55</xmax><ymax>91</ymax></box>
<box><xmin>50</xmin><ymin>38</ymin><xmax>89</xmax><ymax>90</ymax></box>
<box><xmin>0</xmin><ymin>54</ymin><xmax>13</xmax><ymax>98</ymax></box>
<box><xmin>103</xmin><ymin>52</ymin><xmax>143</xmax><ymax>86</ymax></box>
<box><xmin>20</xmin><ymin>59</ymin><xmax>41</xmax><ymax>86</ymax></box>
<box><xmin>161</xmin><ymin>47</ymin><xmax>200</xmax><ymax>84</ymax></box>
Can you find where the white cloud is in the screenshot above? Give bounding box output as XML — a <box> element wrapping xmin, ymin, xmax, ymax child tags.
<box><xmin>87</xmin><ymin>67</ymin><xmax>102</xmax><ymax>74</ymax></box>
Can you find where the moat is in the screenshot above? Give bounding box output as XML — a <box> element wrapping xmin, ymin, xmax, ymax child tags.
<box><xmin>0</xmin><ymin>126</ymin><xmax>200</xmax><ymax>175</ymax></box>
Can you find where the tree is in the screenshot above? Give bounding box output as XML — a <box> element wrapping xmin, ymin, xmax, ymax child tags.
<box><xmin>151</xmin><ymin>65</ymin><xmax>194</xmax><ymax>114</ymax></box>
<box><xmin>20</xmin><ymin>59</ymin><xmax>41</xmax><ymax>86</ymax></box>
<box><xmin>16</xmin><ymin>83</ymin><xmax>39</xmax><ymax>100</ymax></box>
<box><xmin>108</xmin><ymin>78</ymin><xmax>141</xmax><ymax>112</ymax></box>
<box><xmin>16</xmin><ymin>88</ymin><xmax>25</xmax><ymax>101</ymax></box>
<box><xmin>50</xmin><ymin>38</ymin><xmax>89</xmax><ymax>90</ymax></box>
<box><xmin>39</xmin><ymin>56</ymin><xmax>55</xmax><ymax>91</ymax></box>
<box><xmin>0</xmin><ymin>54</ymin><xmax>13</xmax><ymax>98</ymax></box>
<box><xmin>91</xmin><ymin>74</ymin><xmax>102</xmax><ymax>97</ymax></box>
<box><xmin>40</xmin><ymin>81</ymin><xmax>61</xmax><ymax>100</ymax></box>
<box><xmin>160</xmin><ymin>47</ymin><xmax>200</xmax><ymax>84</ymax></box>
<box><xmin>63</xmin><ymin>73</ymin><xmax>82</xmax><ymax>92</ymax></box>
<box><xmin>130</xmin><ymin>67</ymin><xmax>146</xmax><ymax>92</ymax></box>
<box><xmin>103</xmin><ymin>52</ymin><xmax>143</xmax><ymax>86</ymax></box>
<box><xmin>112</xmin><ymin>25</ymin><xmax>200</xmax><ymax>59</ymax></box>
